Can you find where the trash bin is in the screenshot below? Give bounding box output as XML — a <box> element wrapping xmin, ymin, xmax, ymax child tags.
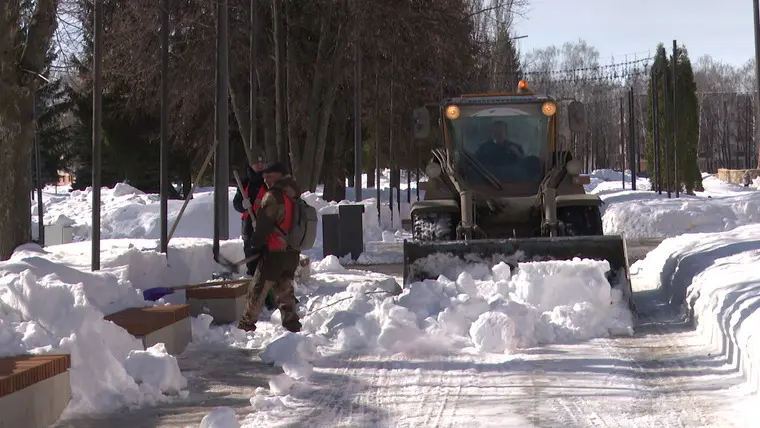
<box><xmin>321</xmin><ymin>205</ymin><xmax>365</xmax><ymax>260</ymax></box>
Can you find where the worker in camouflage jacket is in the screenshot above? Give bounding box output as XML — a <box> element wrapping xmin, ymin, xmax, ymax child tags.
<box><xmin>238</xmin><ymin>161</ymin><xmax>302</xmax><ymax>333</ymax></box>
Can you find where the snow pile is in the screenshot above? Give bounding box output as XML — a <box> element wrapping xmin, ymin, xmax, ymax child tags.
<box><xmin>633</xmin><ymin>224</ymin><xmax>760</xmax><ymax>391</ymax></box>
<box><xmin>252</xmin><ymin>255</ymin><xmax>631</xmax><ymax>375</ymax></box>
<box><xmin>227</xmin><ymin>255</ymin><xmax>633</xmax><ymax>421</ymax></box>
<box><xmin>0</xmin><ymin>244</ymin><xmax>189</xmax><ymax>415</ymax></box>
<box><xmin>31</xmin><ymin>184</ymin><xmax>242</xmax><ymax>241</ymax></box>
<box><xmin>200</xmin><ymin>407</ymin><xmax>240</xmax><ymax>428</ymax></box>
<box><xmin>31</xmin><ymin>178</ymin><xmax>412</xmax><ymax>262</ymax></box>
<box><xmin>582</xmin><ymin>168</ymin><xmax>760</xmax><ymax>238</ymax></box>
<box><xmin>123</xmin><ymin>343</ymin><xmax>187</xmax><ymax>396</ymax></box>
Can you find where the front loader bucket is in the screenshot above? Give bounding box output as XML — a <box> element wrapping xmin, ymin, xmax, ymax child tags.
<box><xmin>403</xmin><ymin>235</ymin><xmax>635</xmax><ymax>314</ymax></box>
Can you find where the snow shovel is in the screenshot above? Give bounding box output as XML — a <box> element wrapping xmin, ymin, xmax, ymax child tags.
<box><xmin>142</xmin><ymin>278</ymin><xmax>253</xmax><ymax>301</ymax></box>
<box><xmin>212</xmin><ymin>252</ymin><xmax>262</xmax><ymax>280</ymax></box>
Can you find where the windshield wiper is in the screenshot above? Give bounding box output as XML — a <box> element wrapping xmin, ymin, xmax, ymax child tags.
<box><xmin>460</xmin><ymin>150</ymin><xmax>503</xmax><ymax>190</ymax></box>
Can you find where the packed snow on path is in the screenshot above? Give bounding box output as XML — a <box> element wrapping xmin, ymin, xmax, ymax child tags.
<box><xmin>192</xmin><ymin>254</ymin><xmax>633</xmax><ymax>427</ymax></box>
<box><xmin>632</xmin><ymin>223</ymin><xmax>760</xmax><ymax>404</ymax></box>
<box><xmin>585</xmin><ymin>169</ymin><xmax>760</xmax><ymax>238</ymax></box>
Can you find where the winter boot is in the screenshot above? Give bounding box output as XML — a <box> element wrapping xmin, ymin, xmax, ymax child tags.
<box><xmin>237</xmin><ymin>318</ymin><xmax>257</xmax><ymax>333</ymax></box>
<box><xmin>281</xmin><ymin>311</ymin><xmax>302</xmax><ymax>333</ymax></box>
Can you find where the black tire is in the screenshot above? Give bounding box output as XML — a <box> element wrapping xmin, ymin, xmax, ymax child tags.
<box><xmin>412</xmin><ymin>212</ymin><xmax>456</xmax><ymax>241</ymax></box>
<box><xmin>557</xmin><ymin>206</ymin><xmax>603</xmax><ymax>236</ymax></box>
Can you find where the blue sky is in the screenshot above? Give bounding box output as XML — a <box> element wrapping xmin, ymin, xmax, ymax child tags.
<box><xmin>513</xmin><ymin>0</ymin><xmax>755</xmax><ymax>67</ymax></box>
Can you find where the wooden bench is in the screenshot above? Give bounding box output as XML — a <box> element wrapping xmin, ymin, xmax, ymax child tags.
<box><xmin>0</xmin><ymin>354</ymin><xmax>71</xmax><ymax>428</ymax></box>
<box><xmin>104</xmin><ymin>304</ymin><xmax>191</xmax><ymax>355</ymax></box>
<box><xmin>187</xmin><ymin>282</ymin><xmax>250</xmax><ymax>325</ymax></box>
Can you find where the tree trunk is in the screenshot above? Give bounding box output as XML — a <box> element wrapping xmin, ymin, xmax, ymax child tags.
<box><xmin>0</xmin><ymin>87</ymin><xmax>34</xmax><ymax>259</ymax></box>
<box><xmin>310</xmin><ymin>30</ymin><xmax>346</xmax><ymax>191</ymax></box>
<box><xmin>322</xmin><ymin>109</ymin><xmax>348</xmax><ymax>202</ymax></box>
<box><xmin>262</xmin><ymin>90</ymin><xmax>277</xmax><ymax>161</ymax></box>
<box><xmin>228</xmin><ymin>80</ymin><xmax>253</xmax><ymax>165</ymax></box>
<box><xmin>284</xmin><ymin>0</ymin><xmax>299</xmax><ymax>175</ymax></box>
<box><xmin>0</xmin><ymin>0</ymin><xmax>57</xmax><ymax>259</ymax></box>
<box><xmin>272</xmin><ymin>0</ymin><xmax>287</xmax><ymax>162</ymax></box>
<box><xmin>182</xmin><ymin>170</ymin><xmax>192</xmax><ymax>199</ymax></box>
<box><xmin>294</xmin><ymin>13</ymin><xmax>332</xmax><ymax>188</ymax></box>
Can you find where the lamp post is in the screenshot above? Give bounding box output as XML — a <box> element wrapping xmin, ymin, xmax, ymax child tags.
<box><xmin>754</xmin><ymin>0</ymin><xmax>760</xmax><ymax>167</ymax></box>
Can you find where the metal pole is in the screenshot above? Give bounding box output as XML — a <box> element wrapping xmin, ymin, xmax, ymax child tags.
<box><xmin>650</xmin><ymin>75</ymin><xmax>656</xmax><ymax>192</ymax></box>
<box><xmin>393</xmin><ymin>57</ymin><xmax>400</xmax><ymax>216</ymax></box>
<box><xmin>407</xmin><ymin>146</ymin><xmax>411</xmax><ymax>203</ymax></box>
<box><xmin>250</xmin><ymin>0</ymin><xmax>258</xmax><ymax>160</ymax></box>
<box><xmin>389</xmin><ymin>54</ymin><xmax>395</xmax><ymax>224</ymax></box>
<box><xmin>159</xmin><ymin>0</ymin><xmax>169</xmax><ymax>254</ymax></box>
<box><xmin>374</xmin><ymin>71</ymin><xmax>380</xmax><ymax>223</ymax></box>
<box><xmin>92</xmin><ymin>0</ymin><xmax>103</xmax><ymax>271</ymax></box>
<box><xmin>416</xmin><ymin>145</ymin><xmax>420</xmax><ymax>201</ymax></box>
<box><xmin>620</xmin><ymin>96</ymin><xmax>625</xmax><ymax>189</ymax></box>
<box><xmin>213</xmin><ymin>0</ymin><xmax>230</xmax><ymax>261</ymax></box>
<box><xmin>33</xmin><ymin>94</ymin><xmax>44</xmax><ymax>246</ymax></box>
<box><xmin>754</xmin><ymin>0</ymin><xmax>760</xmax><ymax>167</ymax></box>
<box><xmin>628</xmin><ymin>87</ymin><xmax>636</xmax><ymax>190</ymax></box>
<box><xmin>663</xmin><ymin>68</ymin><xmax>671</xmax><ymax>198</ymax></box>
<box><xmin>653</xmin><ymin>73</ymin><xmax>662</xmax><ymax>194</ymax></box>
<box><xmin>353</xmin><ymin>17</ymin><xmax>362</xmax><ymax>202</ymax></box>
<box><xmin>673</xmin><ymin>39</ymin><xmax>679</xmax><ymax>198</ymax></box>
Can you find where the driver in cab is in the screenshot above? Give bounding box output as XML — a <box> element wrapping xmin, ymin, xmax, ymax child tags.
<box><xmin>475</xmin><ymin>120</ymin><xmax>524</xmax><ymax>167</ymax></box>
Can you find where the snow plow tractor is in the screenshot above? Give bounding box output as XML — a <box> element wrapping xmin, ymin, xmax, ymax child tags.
<box><xmin>406</xmin><ymin>81</ymin><xmax>635</xmax><ymax>312</ymax></box>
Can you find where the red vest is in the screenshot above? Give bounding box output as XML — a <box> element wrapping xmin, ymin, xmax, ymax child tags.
<box><xmin>242</xmin><ymin>184</ymin><xmax>294</xmax><ymax>250</ymax></box>
<box><xmin>241</xmin><ymin>184</ymin><xmax>267</xmax><ymax>221</ymax></box>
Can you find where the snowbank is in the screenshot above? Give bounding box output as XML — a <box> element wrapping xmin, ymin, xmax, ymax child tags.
<box><xmin>583</xmin><ymin>169</ymin><xmax>760</xmax><ymax>238</ymax></box>
<box><xmin>632</xmin><ymin>224</ymin><xmax>760</xmax><ymax>392</ymax></box>
<box><xmin>0</xmin><ymin>238</ymin><xmax>250</xmax><ymax>416</ymax></box>
<box><xmin>31</xmin><ymin>176</ymin><xmax>415</xmax><ymax>262</ymax></box>
<box><xmin>0</xmin><ymin>245</ymin><xmax>192</xmax><ymax>415</ymax></box>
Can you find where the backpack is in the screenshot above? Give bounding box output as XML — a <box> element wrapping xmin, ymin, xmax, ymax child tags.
<box><xmin>284</xmin><ymin>196</ymin><xmax>318</xmax><ymax>251</ymax></box>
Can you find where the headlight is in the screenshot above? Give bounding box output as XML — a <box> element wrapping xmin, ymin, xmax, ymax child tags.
<box><xmin>425</xmin><ymin>162</ymin><xmax>442</xmax><ymax>179</ymax></box>
<box><xmin>565</xmin><ymin>159</ymin><xmax>582</xmax><ymax>176</ymax></box>
<box><xmin>445</xmin><ymin>105</ymin><xmax>460</xmax><ymax>120</ymax></box>
<box><xmin>541</xmin><ymin>101</ymin><xmax>557</xmax><ymax>116</ymax></box>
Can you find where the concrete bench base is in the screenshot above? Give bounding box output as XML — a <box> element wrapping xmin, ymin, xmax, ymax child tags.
<box><xmin>138</xmin><ymin>316</ymin><xmax>192</xmax><ymax>354</ymax></box>
<box><xmin>0</xmin><ymin>355</ymin><xmax>71</xmax><ymax>428</ymax></box>
<box><xmin>105</xmin><ymin>304</ymin><xmax>191</xmax><ymax>355</ymax></box>
<box><xmin>187</xmin><ymin>282</ymin><xmax>249</xmax><ymax>325</ymax></box>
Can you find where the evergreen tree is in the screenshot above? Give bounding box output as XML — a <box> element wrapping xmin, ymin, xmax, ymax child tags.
<box><xmin>646</xmin><ymin>43</ymin><xmax>702</xmax><ymax>193</ymax></box>
<box><xmin>646</xmin><ymin>44</ymin><xmax>669</xmax><ymax>191</ymax></box>
<box><xmin>675</xmin><ymin>49</ymin><xmax>702</xmax><ymax>193</ymax></box>
<box><xmin>496</xmin><ymin>28</ymin><xmax>523</xmax><ymax>91</ymax></box>
<box><xmin>35</xmin><ymin>50</ymin><xmax>75</xmax><ymax>186</ymax></box>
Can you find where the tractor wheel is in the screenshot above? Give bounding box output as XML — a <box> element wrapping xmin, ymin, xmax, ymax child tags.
<box><xmin>412</xmin><ymin>212</ymin><xmax>456</xmax><ymax>241</ymax></box>
<box><xmin>558</xmin><ymin>206</ymin><xmax>603</xmax><ymax>236</ymax></box>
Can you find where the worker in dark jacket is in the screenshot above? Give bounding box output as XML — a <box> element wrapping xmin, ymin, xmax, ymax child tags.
<box><xmin>238</xmin><ymin>161</ymin><xmax>302</xmax><ymax>333</ymax></box>
<box><xmin>232</xmin><ymin>161</ymin><xmax>265</xmax><ymax>276</ymax></box>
